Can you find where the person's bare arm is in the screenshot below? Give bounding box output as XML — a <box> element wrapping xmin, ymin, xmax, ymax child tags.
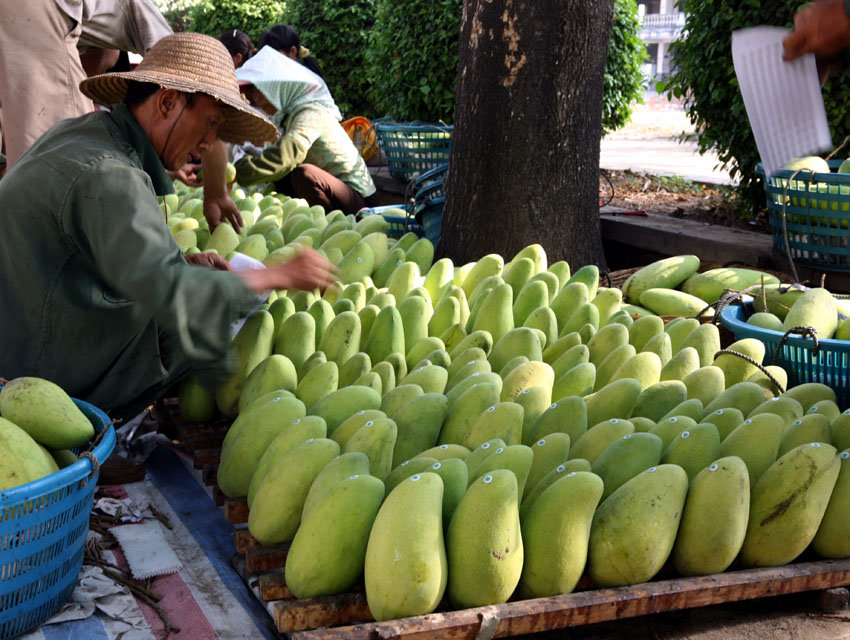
<box><xmin>202</xmin><ymin>139</ymin><xmax>244</xmax><ymax>233</ymax></box>
<box><xmin>235</xmin><ymin>248</ymin><xmax>337</xmax><ymax>294</ymax></box>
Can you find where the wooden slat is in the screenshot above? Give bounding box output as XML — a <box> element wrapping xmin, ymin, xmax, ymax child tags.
<box><xmin>233</xmin><ymin>529</ymin><xmax>260</xmax><ymax>554</ymax></box>
<box><xmin>184</xmin><ymin>429</ymin><xmax>228</xmax><ymax>451</ymax></box>
<box><xmin>202</xmin><ymin>464</ymin><xmax>219</xmax><ymax>488</ymax></box>
<box><xmin>212</xmin><ymin>486</ymin><xmax>226</xmax><ymax>507</ymax></box>
<box><xmin>245</xmin><ymin>543</ymin><xmax>290</xmax><ymax>573</ymax></box>
<box><xmin>291</xmin><ymin>558</ymin><xmax>850</xmax><ymax>640</ymax></box>
<box><xmin>259</xmin><ymin>572</ymin><xmax>293</xmax><ymax>601</ymax></box>
<box><xmin>224</xmin><ymin>497</ymin><xmax>248</xmax><ymax>524</ymax></box>
<box><xmin>192</xmin><ymin>448</ymin><xmax>221</xmax><ymax>469</ymax></box>
<box><xmin>274</xmin><ymin>592</ymin><xmax>372</xmax><ymax>633</ymax></box>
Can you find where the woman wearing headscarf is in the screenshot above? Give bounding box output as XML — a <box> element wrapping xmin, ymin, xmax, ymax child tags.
<box><xmin>234</xmin><ymin>46</ymin><xmax>377</xmax><ymax>215</ymax></box>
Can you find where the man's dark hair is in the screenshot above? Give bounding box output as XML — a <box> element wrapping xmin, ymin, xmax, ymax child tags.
<box><xmin>124</xmin><ymin>81</ymin><xmax>196</xmax><ymax>107</ymax></box>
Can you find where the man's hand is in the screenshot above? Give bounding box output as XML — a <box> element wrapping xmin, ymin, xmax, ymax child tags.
<box><xmin>203</xmin><ymin>193</ymin><xmax>244</xmax><ymax>234</ymax></box>
<box><xmin>236</xmin><ymin>248</ymin><xmax>338</xmax><ymax>294</ymax></box>
<box><xmin>184</xmin><ymin>251</ymin><xmax>233</xmax><ymax>271</ymax></box>
<box><xmin>169</xmin><ymin>163</ymin><xmax>202</xmax><ymax>187</ymax></box>
<box><xmin>783</xmin><ymin>0</ymin><xmax>850</xmax><ymax>83</ymax></box>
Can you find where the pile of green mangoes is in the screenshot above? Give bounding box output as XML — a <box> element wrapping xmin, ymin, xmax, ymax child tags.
<box><xmin>747</xmin><ymin>283</ymin><xmax>850</xmax><ymax>340</ymax></box>
<box><xmin>0</xmin><ymin>377</ymin><xmax>93</xmax><ymax>491</ymax></box>
<box><xmin>175</xmin><ymin>218</ymin><xmax>850</xmax><ymax>622</ymax></box>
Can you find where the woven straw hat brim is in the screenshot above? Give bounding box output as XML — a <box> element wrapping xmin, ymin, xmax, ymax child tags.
<box><xmin>80</xmin><ymin>71</ymin><xmax>277</xmax><ymax>145</ymax></box>
<box><xmin>78</xmin><ymin>33</ymin><xmax>277</xmax><ymax>145</ymax></box>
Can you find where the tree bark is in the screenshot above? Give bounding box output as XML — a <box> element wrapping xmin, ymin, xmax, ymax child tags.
<box><xmin>439</xmin><ymin>0</ymin><xmax>614</xmax><ymax>271</ymax></box>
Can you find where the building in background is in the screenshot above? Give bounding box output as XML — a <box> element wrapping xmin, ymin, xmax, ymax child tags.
<box><xmin>638</xmin><ymin>0</ymin><xmax>684</xmax><ymax>80</ymax></box>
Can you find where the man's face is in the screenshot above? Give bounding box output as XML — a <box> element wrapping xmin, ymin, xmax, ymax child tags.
<box><xmin>161</xmin><ymin>93</ymin><xmax>224</xmax><ymax>170</ymax></box>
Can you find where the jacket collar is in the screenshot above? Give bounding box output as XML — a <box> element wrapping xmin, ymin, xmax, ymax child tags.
<box><xmin>108</xmin><ymin>104</ymin><xmax>175</xmax><ymax>196</ymax></box>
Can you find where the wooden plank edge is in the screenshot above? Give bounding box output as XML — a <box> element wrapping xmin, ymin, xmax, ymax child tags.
<box><xmin>290</xmin><ymin>558</ymin><xmax>850</xmax><ymax>640</ymax></box>
<box><xmin>274</xmin><ymin>592</ymin><xmax>372</xmax><ymax>633</ymax></box>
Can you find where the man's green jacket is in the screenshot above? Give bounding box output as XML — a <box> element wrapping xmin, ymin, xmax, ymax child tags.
<box><xmin>0</xmin><ymin>105</ymin><xmax>257</xmax><ymax>419</ymax></box>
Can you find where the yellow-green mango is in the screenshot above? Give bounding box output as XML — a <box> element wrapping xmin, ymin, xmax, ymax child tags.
<box><xmin>428</xmin><ymin>458</ymin><xmax>469</xmax><ymax>524</ymax></box>
<box><xmin>783</xmin><ymin>382</ymin><xmax>837</xmax><ymax>412</ymax></box>
<box><xmin>812</xmin><ymin>449</ymin><xmax>850</xmax><ymax>558</ymax></box>
<box><xmin>406</xmin><ymin>238</ymin><xmax>435</xmax><ymax>274</ymax></box>
<box><xmin>591</xmin><ymin>287</ymin><xmax>623</xmax><ymax>326</ymax></box>
<box><xmin>429</xmin><ymin>295</ymin><xmax>461</xmax><ymax>338</ymax></box>
<box><xmin>527</xmin><ymin>396</ymin><xmax>588</xmax><ymax>446</ymax></box>
<box><xmin>518</xmin><ymin>470</ymin><xmax>603</xmax><ymax>598</ymax></box>
<box><xmin>740</xmin><ymin>443</ymin><xmax>840</xmax><ymax>567</ymax></box>
<box><xmin>701</xmin><ymin>407</ymin><xmax>745</xmax><ymax>442</ymax></box>
<box><xmin>718</xmin><ymin>413</ymin><xmax>786</xmax><ymax>487</ymax></box>
<box><xmin>385</xmin><ymin>457</ymin><xmax>439</xmax><ymax>494</ymax></box>
<box><xmin>364</xmin><ymin>472</ymin><xmax>447</xmax><ymax>621</ymax></box>
<box><xmin>748</xmin><ymin>395</ymin><xmax>804</xmax><ymax>425</ymax></box>
<box><xmin>682</xmin><ymin>365</ymin><xmax>725</xmax><ymax>407</ymax></box>
<box><xmin>587</xmin><ymin>464</ymin><xmax>688</xmax><ymax>586</ymax></box>
<box><xmin>560</xmin><ymin>302</ymin><xmax>600</xmax><ymax>338</ymax></box>
<box><xmin>338</xmin><ymin>352</ymin><xmax>372</xmax><ymax>389</ymax></box>
<box><xmin>318</xmin><ymin>310</ymin><xmax>361</xmax><ymax>367</ymax></box>
<box><xmin>342</xmin><ymin>417</ymin><xmax>398</xmax><ymax>481</ymax></box>
<box><xmin>309</xmin><ymin>385</ymin><xmax>382</xmax><ymax>435</ymax></box>
<box><xmin>621</xmin><ymin>255</ymin><xmax>700</xmax><ymax>304</ymax></box>
<box><xmin>630</xmin><ymin>380</ymin><xmax>688</xmax><ymax>423</ymax></box>
<box><xmin>464</xmin><ymin>438</ymin><xmax>507</xmax><ymax>479</ymax></box>
<box><xmin>331</xmin><ymin>409</ymin><xmax>387</xmax><ymax>448</ymax></box>
<box><xmin>831</xmin><ymin>410</ymin><xmax>850</xmax><ymax>451</ymax></box>
<box><xmin>551</xmin><ymin>344</ymin><xmax>590</xmax><ymax>381</ymax></box>
<box><xmin>778</xmin><ymin>413</ymin><xmax>832</xmax><ymax>457</ymax></box>
<box><xmin>500</xmin><ymin>361</ymin><xmax>555</xmax><ymax>402</ymax></box>
<box><xmin>592</xmin><ymin>344</ymin><xmax>635</xmax><ymax>391</ymax></box>
<box><xmin>471</xmin><ymin>283</ymin><xmax>514</xmax><ymax>344</ymax></box>
<box><xmin>419</xmin><ymin>443</ymin><xmax>470</xmax><ymax>462</ymax></box>
<box><xmin>703</xmin><ymin>381</ymin><xmax>769</xmax><ymax>417</ymax></box>
<box><xmin>178</xmin><ymin>374</ymin><xmax>216</xmax><ymax>424</ymax></box>
<box><xmin>585</xmin><ymin>378</ymin><xmax>643</xmax><ymax>426</ymax></box>
<box><xmin>630</xmin><ymin>416</ymin><xmax>656</xmax><ymax>432</ymax></box>
<box><xmin>548</xmin><ymin>260</ymin><xmax>571</xmax><ymax>289</ymax></box>
<box><xmin>439</xmin><ymin>382</ymin><xmax>501</xmax><ymax>446</ymax></box>
<box><xmin>681</xmin><ymin>267</ymin><xmax>780</xmax><ymax>303</ymax></box>
<box><xmin>248</xmin><ymin>438</ymin><xmax>340</xmax><ymax>544</ymax></box>
<box><xmin>301</xmin><ymin>451</ymin><xmax>372</xmax><ymax>518</ymax></box>
<box><xmin>553</xmin><ymin>362</ymin><xmax>597</xmax><ymax>399</ymax></box>
<box><xmin>405</xmin><ymin>336</ymin><xmax>445</xmax><ymax>372</ymax></box>
<box><xmin>783</xmin><ymin>287</ymin><xmax>838</xmax><ymax>339</ymax></box>
<box><xmin>238</xmin><ymin>354</ymin><xmax>298</xmax><ymax>414</ymax></box>
<box><xmin>587</xmin><ymin>323</ymin><xmax>630</xmax><ymax>367</ymax></box>
<box><xmin>218</xmin><ymin>396</ymin><xmax>306</xmax><ymax>497</ymax></box>
<box><xmin>399</xmin><ymin>364</ymin><xmax>448</xmax><ymax>395</ymax></box>
<box><xmin>0</xmin><ymin>416</ymin><xmax>60</xmax><ymax>490</ymax></box>
<box><xmin>214</xmin><ymin>310</ymin><xmax>275</xmax><ymax>418</ymax></box>
<box><xmin>468</xmin><ymin>444</ymin><xmax>534</xmax><ymax>496</ymax></box>
<box><xmin>308</xmin><ymin>298</ymin><xmax>335</xmax><ymax>350</ymax></box>
<box><xmin>609</xmin><ymin>352</ymin><xmax>662</xmax><ymax>390</ymax></box>
<box><xmin>503</xmin><ymin>257</ymin><xmax>536</xmax><ymax>300</ymax></box>
<box><xmin>807</xmin><ymin>399</ymin><xmax>841</xmax><ymax>423</ymax></box>
<box><xmin>524</xmin><ymin>432</ymin><xmax>571</xmax><ymax>497</ymax></box>
<box><xmin>461</xmin><ymin>254</ymin><xmax>505</xmax><ymax>298</ymax></box>
<box><xmin>679</xmin><ymin>323</ymin><xmax>722</xmax><ymax>367</ymax></box>
<box><xmin>448</xmin><ymin>329</ymin><xmax>493</xmax><ymax>360</ymax></box>
<box><xmin>664</xmin><ymin>317</ymin><xmax>700</xmax><ymax>353</ymax></box>
<box><xmin>392</xmin><ymin>393</ymin><xmax>449</xmax><ymax>467</ymax></box>
<box><xmin>672</xmin><ymin>456</ymin><xmax>750</xmax><ymax>576</ymax></box>
<box><xmin>569</xmin><ymin>418</ymin><xmax>634</xmax><ymax>464</ymax></box>
<box><xmin>591</xmin><ymin>432</ymin><xmax>664</xmax><ymax>501</ymax></box>
<box><xmin>246</xmin><ymin>415</ymin><xmax>327</xmax><ymax>506</ymax></box>
<box><xmin>513</xmin><ymin>280</ymin><xmax>549</xmax><ymax>326</ymax></box>
<box><xmin>445</xmin><ymin>358</ymin><xmax>491</xmax><ymax>392</ymax></box>
<box><xmin>398</xmin><ymin>295</ymin><xmax>432</xmax><ymax>358</ymax></box>
<box><xmin>712</xmin><ymin>338</ymin><xmax>766</xmax><ymax>388</ymax></box>
<box><xmin>659</xmin><ymin>398</ymin><xmax>704</xmax><ymax>423</ymax></box>
<box><xmin>660</xmin><ymin>423</ymin><xmax>721</xmax><ymax>482</ymax></box>
<box><xmin>747</xmin><ymin>312</ymin><xmax>784</xmax><ymax>332</ymax></box>
<box><xmin>488</xmin><ymin>328</ymin><xmax>542</xmax><ymax>374</ymax></box>
<box><xmin>542</xmin><ymin>331</ymin><xmax>582</xmax><ymax>365</ymax></box>
<box><xmin>295</xmin><ymin>360</ymin><xmax>339</xmax><ymax>410</ymax></box>
<box><xmin>514</xmin><ymin>386</ymin><xmax>552</xmax><ymax>446</ymax></box>
<box><xmin>447</xmin><ymin>469</ymin><xmax>523</xmax><ymax>609</ymax></box>
<box><xmin>423</xmin><ymin>257</ymin><xmax>454</xmax><ymax>303</ymax></box>
<box><xmin>363</xmin><ymin>305</ymin><xmax>404</xmax><ymax>365</ymax></box>
<box><xmin>649</xmin><ymin>415</ymin><xmax>698</xmax><ymax>450</ymax></box>
<box><xmin>519</xmin><ymin>458</ymin><xmax>593</xmax><ymax>521</ymax></box>
<box><xmin>628</xmin><ymin>315</ymin><xmax>665</xmax><ymax>352</ymax></box>
<box><xmin>462</xmin><ymin>402</ymin><xmax>525</xmax><ymax>449</ymax></box>
<box><xmin>273</xmin><ymin>311</ymin><xmax>316</xmax><ymax>372</ymax></box>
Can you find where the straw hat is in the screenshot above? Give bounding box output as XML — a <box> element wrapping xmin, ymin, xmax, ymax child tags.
<box><xmin>80</xmin><ymin>32</ymin><xmax>278</xmax><ymax>145</ymax></box>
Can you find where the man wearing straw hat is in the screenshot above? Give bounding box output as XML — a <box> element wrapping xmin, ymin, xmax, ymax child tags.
<box><xmin>0</xmin><ymin>33</ymin><xmax>336</xmax><ymax>426</ymax></box>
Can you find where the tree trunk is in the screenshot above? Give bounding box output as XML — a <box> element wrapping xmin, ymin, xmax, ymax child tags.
<box><xmin>439</xmin><ymin>0</ymin><xmax>614</xmax><ymax>271</ymax></box>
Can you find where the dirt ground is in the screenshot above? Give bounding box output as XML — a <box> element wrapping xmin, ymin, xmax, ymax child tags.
<box><xmin>599</xmin><ymin>100</ymin><xmax>771</xmax><ymax>234</ymax></box>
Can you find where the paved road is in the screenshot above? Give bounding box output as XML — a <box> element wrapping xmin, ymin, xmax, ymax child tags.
<box><xmin>600</xmin><ymin>100</ymin><xmax>735</xmax><ymax>185</ymax></box>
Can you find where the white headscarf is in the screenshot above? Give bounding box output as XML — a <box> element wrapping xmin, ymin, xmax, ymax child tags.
<box><xmin>236</xmin><ymin>45</ymin><xmax>341</xmax><ymax>128</ymax></box>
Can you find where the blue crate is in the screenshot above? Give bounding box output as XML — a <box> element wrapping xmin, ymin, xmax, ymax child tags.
<box><xmin>0</xmin><ymin>395</ymin><xmax>116</xmax><ymax>639</ymax></box>
<box><xmin>415</xmin><ymin>196</ymin><xmax>444</xmax><ymax>246</ymax></box>
<box><xmin>759</xmin><ymin>160</ymin><xmax>850</xmax><ymax>272</ymax></box>
<box><xmin>719</xmin><ymin>302</ymin><xmax>850</xmax><ymax>406</ymax></box>
<box><xmin>375</xmin><ymin>122</ymin><xmax>453</xmax><ymax>182</ymax></box>
<box><xmin>362</xmin><ymin>205</ymin><xmax>424</xmax><ymax>240</ymax></box>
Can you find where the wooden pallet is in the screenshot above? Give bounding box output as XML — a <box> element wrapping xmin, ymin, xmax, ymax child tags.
<box><xmin>230</xmin><ymin>534</ymin><xmax>850</xmax><ymax>639</ymax></box>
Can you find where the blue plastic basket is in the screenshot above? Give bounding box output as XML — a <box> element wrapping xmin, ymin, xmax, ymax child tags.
<box><xmin>415</xmin><ymin>196</ymin><xmax>444</xmax><ymax>246</ymax></box>
<box><xmin>362</xmin><ymin>205</ymin><xmax>424</xmax><ymax>240</ymax></box>
<box><xmin>759</xmin><ymin>160</ymin><xmax>850</xmax><ymax>272</ymax></box>
<box><xmin>375</xmin><ymin>121</ymin><xmax>453</xmax><ymax>182</ymax></box>
<box><xmin>719</xmin><ymin>302</ymin><xmax>850</xmax><ymax>406</ymax></box>
<box><xmin>0</xmin><ymin>396</ymin><xmax>115</xmax><ymax>639</ymax></box>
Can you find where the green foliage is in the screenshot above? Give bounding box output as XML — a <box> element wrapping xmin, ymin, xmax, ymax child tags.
<box><xmin>188</xmin><ymin>0</ymin><xmax>287</xmax><ymax>45</ymax></box>
<box><xmin>659</xmin><ymin>1</ymin><xmax>850</xmax><ymax>208</ymax></box>
<box><xmin>285</xmin><ymin>0</ymin><xmax>377</xmax><ymax>116</ymax></box>
<box><xmin>151</xmin><ymin>0</ymin><xmax>198</xmax><ymax>32</ymax></box>
<box><xmin>365</xmin><ymin>0</ymin><xmax>462</xmax><ymax>122</ymax></box>
<box><xmin>602</xmin><ymin>0</ymin><xmax>647</xmax><ymax>135</ymax></box>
